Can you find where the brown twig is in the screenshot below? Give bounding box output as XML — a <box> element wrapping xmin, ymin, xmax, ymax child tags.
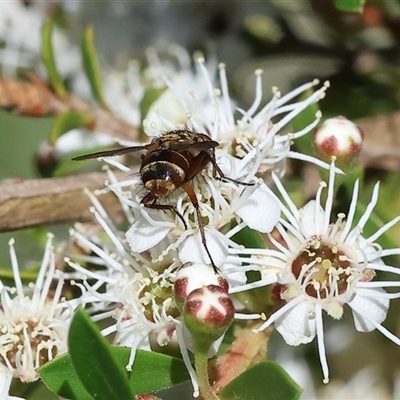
<box><xmin>0</xmin><ymin>171</ymin><xmax>129</xmax><ymax>232</ymax></box>
<box><xmin>0</xmin><ymin>75</ymin><xmax>138</xmax><ymax>141</ymax></box>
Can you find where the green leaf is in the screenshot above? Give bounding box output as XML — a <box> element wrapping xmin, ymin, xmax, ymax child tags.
<box><xmin>41</xmin><ymin>17</ymin><xmax>68</xmax><ymax>99</ymax></box>
<box><xmin>334</xmin><ymin>0</ymin><xmax>366</xmax><ymax>13</ymax></box>
<box><xmin>140</xmin><ymin>87</ymin><xmax>167</xmax><ymax>122</ymax></box>
<box><xmin>51</xmin><ymin>156</ymin><xmax>88</xmax><ymax>177</ymax></box>
<box><xmin>51</xmin><ymin>155</ymin><xmax>90</xmax><ymax>177</ymax></box>
<box><xmin>81</xmin><ymin>24</ymin><xmax>110</xmax><ymax>110</ymax></box>
<box><xmin>68</xmin><ymin>308</ymin><xmax>133</xmax><ymax>400</ymax></box>
<box><xmin>219</xmin><ymin>361</ymin><xmax>302</xmax><ymax>400</ymax></box>
<box><xmin>231</xmin><ymin>225</ymin><xmax>266</xmax><ymax>249</ymax></box>
<box><xmin>40</xmin><ymin>319</ymin><xmax>190</xmax><ymax>399</ymax></box>
<box><xmin>39</xmin><ymin>353</ymin><xmax>92</xmax><ymax>400</ymax></box>
<box><xmin>40</xmin><ymin>349</ymin><xmax>190</xmax><ymax>399</ymax></box>
<box><xmin>128</xmin><ymin>349</ymin><xmax>190</xmax><ymax>395</ymax></box>
<box><xmin>49</xmin><ymin>110</ymin><xmax>95</xmax><ymax>145</ymax></box>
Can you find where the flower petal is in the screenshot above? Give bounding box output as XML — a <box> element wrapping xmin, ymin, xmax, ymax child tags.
<box><xmin>220</xmin><ymin>262</ymin><xmax>247</xmax><ymax>287</ymax></box>
<box><xmin>349</xmin><ymin>287</ymin><xmax>389</xmax><ymax>332</ymax></box>
<box><xmin>179</xmin><ymin>229</ymin><xmax>227</xmax><ymax>267</ymax></box>
<box><xmin>235</xmin><ymin>184</ymin><xmax>280</xmax><ymax>233</ymax></box>
<box><xmin>126</xmin><ymin>220</ymin><xmax>170</xmax><ymax>253</ymax></box>
<box><xmin>275</xmin><ymin>300</ymin><xmax>316</xmax><ymax>346</ymax></box>
<box><xmin>0</xmin><ymin>365</ymin><xmax>14</xmax><ymax>400</ymax></box>
<box><xmin>298</xmin><ymin>200</ymin><xmax>324</xmax><ymax>237</ymax></box>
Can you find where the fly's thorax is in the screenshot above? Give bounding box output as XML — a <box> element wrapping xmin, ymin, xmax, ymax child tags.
<box><xmin>152</xmin><ymin>130</ymin><xmax>211</xmax><ymax>149</ymax></box>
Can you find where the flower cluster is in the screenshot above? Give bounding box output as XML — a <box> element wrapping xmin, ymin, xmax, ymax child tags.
<box><xmin>0</xmin><ymin>234</ymin><xmax>79</xmax><ymax>398</ymax></box>
<box><xmin>4</xmin><ymin>45</ymin><xmax>400</xmax><ymax>399</ymax></box>
<box><xmin>228</xmin><ymin>160</ymin><xmax>400</xmax><ymax>383</ymax></box>
<box><xmin>66</xmin><ymin>191</ymin><xmax>235</xmax><ymax>396</ymax></box>
<box><xmin>100</xmin><ymin>59</ymin><xmax>330</xmax><ymax>269</ymax></box>
<box><xmin>66</xmin><ymin>56</ymin><xmax>400</xmax><ymax>391</ymax></box>
<box><xmin>64</xmin><ymin>57</ymin><xmax>341</xmax><ymax>395</ymax></box>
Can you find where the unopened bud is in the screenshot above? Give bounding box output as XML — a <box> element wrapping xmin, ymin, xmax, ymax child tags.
<box><xmin>313</xmin><ymin>116</ymin><xmax>363</xmax><ymax>166</ymax></box>
<box><xmin>174</xmin><ymin>262</ymin><xmax>229</xmax><ymax>311</ymax></box>
<box><xmin>183</xmin><ymin>285</ymin><xmax>234</xmax><ymax>344</ymax></box>
<box><xmin>35</xmin><ymin>142</ymin><xmax>59</xmax><ymax>177</ymax></box>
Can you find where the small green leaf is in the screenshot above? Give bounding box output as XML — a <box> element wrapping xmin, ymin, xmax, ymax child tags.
<box><xmin>334</xmin><ymin>0</ymin><xmax>366</xmax><ymax>13</ymax></box>
<box><xmin>68</xmin><ymin>308</ymin><xmax>133</xmax><ymax>400</ymax></box>
<box><xmin>219</xmin><ymin>361</ymin><xmax>302</xmax><ymax>400</ymax></box>
<box><xmin>39</xmin><ymin>346</ymin><xmax>190</xmax><ymax>399</ymax></box>
<box><xmin>140</xmin><ymin>87</ymin><xmax>167</xmax><ymax>122</ymax></box>
<box><xmin>231</xmin><ymin>225</ymin><xmax>266</xmax><ymax>249</ymax></box>
<box><xmin>41</xmin><ymin>17</ymin><xmax>68</xmax><ymax>99</ymax></box>
<box><xmin>51</xmin><ymin>156</ymin><xmax>88</xmax><ymax>177</ymax></box>
<box><xmin>243</xmin><ymin>15</ymin><xmax>281</xmax><ymax>43</ymax></box>
<box><xmin>49</xmin><ymin>110</ymin><xmax>95</xmax><ymax>145</ymax></box>
<box><xmin>128</xmin><ymin>349</ymin><xmax>190</xmax><ymax>395</ymax></box>
<box><xmin>81</xmin><ymin>24</ymin><xmax>110</xmax><ymax>110</ymax></box>
<box><xmin>39</xmin><ymin>353</ymin><xmax>92</xmax><ymax>400</ymax></box>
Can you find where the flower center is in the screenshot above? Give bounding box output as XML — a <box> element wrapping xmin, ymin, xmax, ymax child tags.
<box><xmin>142</xmin><ymin>279</ymin><xmax>180</xmax><ymax>321</ymax></box>
<box><xmin>0</xmin><ymin>314</ymin><xmax>61</xmax><ymax>377</ymax></box>
<box><xmin>291</xmin><ymin>238</ymin><xmax>353</xmax><ymax>299</ymax></box>
<box><xmin>122</xmin><ymin>269</ymin><xmax>180</xmax><ymax>323</ymax></box>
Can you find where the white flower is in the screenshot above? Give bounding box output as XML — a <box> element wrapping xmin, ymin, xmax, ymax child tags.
<box><xmin>145</xmin><ymin>57</ymin><xmax>332</xmax><ymax>177</ymax></box>
<box><xmin>228</xmin><ymin>161</ymin><xmax>400</xmax><ymax>383</ymax></box>
<box><xmin>67</xmin><ymin>186</ymin><xmax>265</xmax><ymax>397</ymax></box>
<box><xmin>0</xmin><ymin>364</ymin><xmax>24</xmax><ymax>400</ymax></box>
<box><xmin>55</xmin><ymin>128</ymin><xmax>115</xmax><ymax>157</ymax></box>
<box><xmin>68</xmin><ymin>220</ymin><xmax>182</xmax><ymax>369</ymax></box>
<box><xmin>86</xmin><ymin>55</ymin><xmax>338</xmax><ymax>270</ymax></box>
<box><xmin>66</xmin><ymin>191</ymin><xmax>239</xmax><ymax>397</ymax></box>
<box><xmin>0</xmin><ymin>234</ymin><xmax>76</xmax><ymax>397</ymax></box>
<box><xmin>144</xmin><ymin>47</ymin><xmax>219</xmax><ymax>129</ymax></box>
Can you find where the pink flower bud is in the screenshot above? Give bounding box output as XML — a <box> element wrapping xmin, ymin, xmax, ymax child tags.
<box><xmin>183</xmin><ymin>285</ymin><xmax>234</xmax><ymax>342</ymax></box>
<box><xmin>313</xmin><ymin>116</ymin><xmax>363</xmax><ymax>165</ymax></box>
<box><xmin>174</xmin><ymin>262</ymin><xmax>229</xmax><ymax>310</ymax></box>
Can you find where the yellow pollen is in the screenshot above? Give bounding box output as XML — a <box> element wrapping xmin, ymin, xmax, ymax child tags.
<box><xmin>322</xmin><ymin>259</ymin><xmax>332</xmax><ymax>269</ymax></box>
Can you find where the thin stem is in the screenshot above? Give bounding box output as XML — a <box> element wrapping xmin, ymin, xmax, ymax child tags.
<box><xmin>193</xmin><ymin>341</ymin><xmax>219</xmax><ymax>400</ymax></box>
